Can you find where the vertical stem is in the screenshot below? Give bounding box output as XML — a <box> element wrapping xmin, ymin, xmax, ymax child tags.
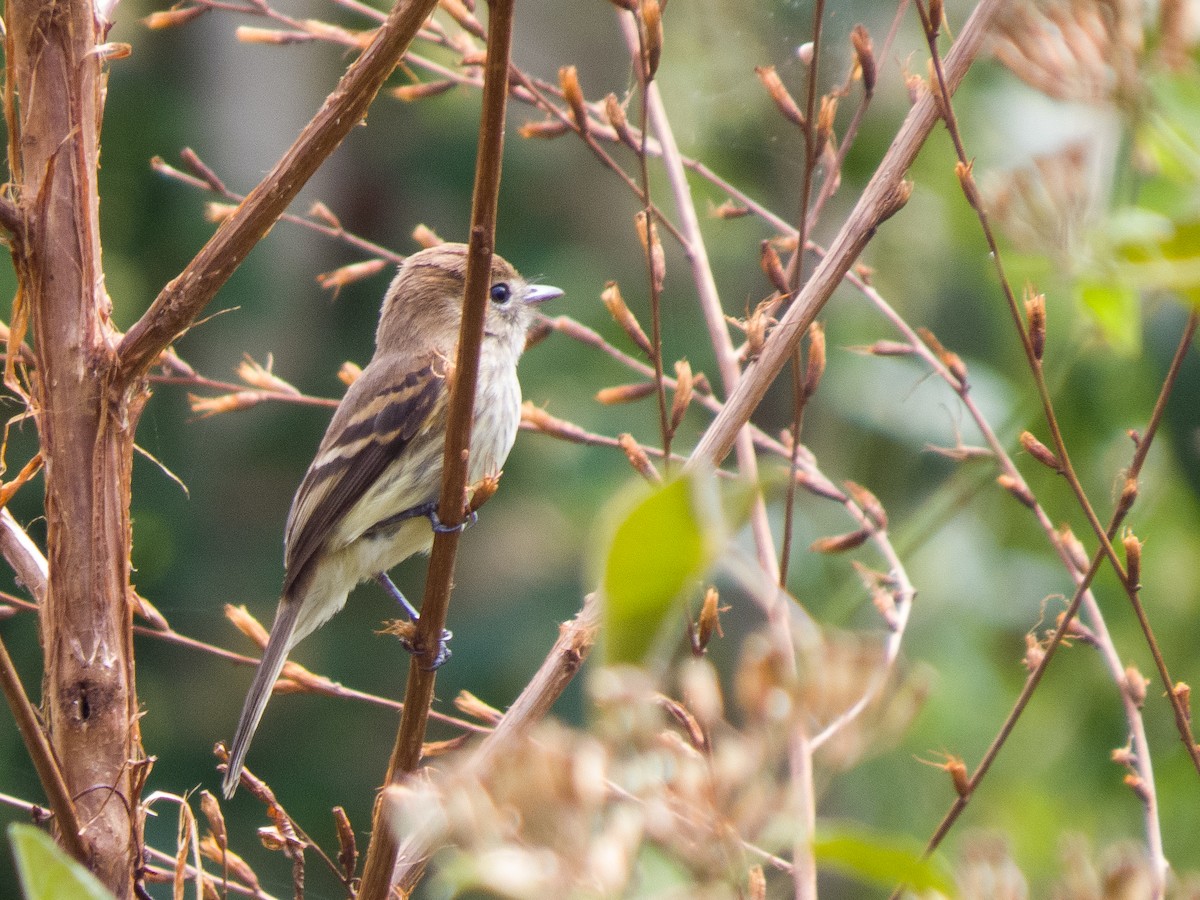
<box><xmin>356</xmin><ymin>0</ymin><xmax>515</xmax><ymax>895</ymax></box>
<box><xmin>6</xmin><ymin>0</ymin><xmax>143</xmax><ymax>892</ymax></box>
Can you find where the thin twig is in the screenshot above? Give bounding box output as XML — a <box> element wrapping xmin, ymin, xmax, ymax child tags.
<box><xmin>117</xmin><ymin>0</ymin><xmax>441</xmax><ymax>383</ymax></box>
<box><xmin>357</xmin><ymin>1</ymin><xmax>515</xmax><ymax>895</ymax></box>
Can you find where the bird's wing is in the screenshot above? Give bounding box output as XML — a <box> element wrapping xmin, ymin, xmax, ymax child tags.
<box><xmin>281</xmin><ymin>353</ymin><xmax>448</xmax><ymax>596</ymax></box>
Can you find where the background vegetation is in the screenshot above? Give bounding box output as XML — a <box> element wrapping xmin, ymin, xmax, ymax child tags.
<box><xmin>2</xmin><ymin>0</ymin><xmax>1199</xmax><ymax>896</ymax></box>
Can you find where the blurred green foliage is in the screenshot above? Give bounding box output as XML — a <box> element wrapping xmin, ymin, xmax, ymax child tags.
<box><xmin>0</xmin><ymin>0</ymin><xmax>1198</xmax><ymax>897</ymax></box>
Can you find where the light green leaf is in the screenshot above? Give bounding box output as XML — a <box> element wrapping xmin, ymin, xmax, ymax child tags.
<box><xmin>600</xmin><ymin>471</ymin><xmax>723</xmax><ymax>664</ymax></box>
<box><xmin>9</xmin><ymin>824</ymin><xmax>116</xmax><ymax>900</ymax></box>
<box><xmin>1076</xmin><ymin>279</ymin><xmax>1141</xmax><ymax>356</ymax></box>
<box><xmin>813</xmin><ymin>826</ymin><xmax>953</xmax><ymax>894</ymax></box>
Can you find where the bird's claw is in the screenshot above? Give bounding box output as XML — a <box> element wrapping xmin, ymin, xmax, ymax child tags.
<box><xmin>398</xmin><ymin>627</ymin><xmax>453</xmax><ymax>670</ymax></box>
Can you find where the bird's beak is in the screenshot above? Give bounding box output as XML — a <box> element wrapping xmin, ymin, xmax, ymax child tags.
<box><xmin>524</xmin><ymin>284</ymin><xmax>565</xmax><ymax>305</ymax></box>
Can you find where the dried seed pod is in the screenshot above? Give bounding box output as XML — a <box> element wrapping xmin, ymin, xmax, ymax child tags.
<box><xmin>754</xmin><ymin>65</ymin><xmax>805</xmax><ymax>128</ymax></box>
<box><xmin>670</xmin><ymin>359</ymin><xmax>694</xmax><ymax>432</ymax></box>
<box><xmin>634</xmin><ymin>211</ymin><xmax>666</xmax><ymax>294</ymax></box>
<box><xmin>1024</xmin><ymin>287</ymin><xmax>1046</xmax><ymax>360</ymax></box>
<box><xmin>559</xmin><ymin>65</ymin><xmax>590</xmax><ymax>134</ymax></box>
<box><xmin>1122</xmin><ymin>529</ymin><xmax>1142</xmax><ymax>590</ymax></box>
<box><xmin>411</xmin><ymin>223</ymin><xmax>442</xmax><ymax>247</ymax></box>
<box><xmin>601</xmin><ymin>282</ymin><xmax>654</xmax><ymax>357</ymax></box>
<box><xmin>520</xmin><ymin>118</ymin><xmax>572</xmax><ymax>140</ymax></box>
<box><xmin>1173</xmin><ymin>682</ymin><xmax>1191</xmax><ymax>722</ymax></box>
<box><xmin>760</xmin><ymin>240</ymin><xmax>789</xmax><ymax>294</ymax></box>
<box><xmin>618</xmin><ymin>433</ymin><xmax>661</xmax><ymax>482</ymax></box>
<box><xmin>955</xmin><ymin>160</ymin><xmax>984</xmax><ymax>212</ymax></box>
<box><xmin>1124</xmin><ymin>664</ymin><xmax>1148</xmax><ymax>708</ymax></box>
<box><xmin>332</xmin><ymin>807</ymin><xmax>357</xmax><ymax>882</ymax></box>
<box><xmin>604</xmin><ymin>93</ymin><xmax>638</xmax><ymax>150</ymax></box>
<box><xmin>1116</xmin><ymin>475</ymin><xmax>1139</xmax><ymax>519</ymax></box>
<box><xmin>859</xmin><ymin>339</ymin><xmax>914</xmax><ymax>357</ymax></box>
<box><xmin>316</xmin><ymin>259</ymin><xmax>388</xmax><ymax>296</ymax></box>
<box><xmin>338</xmin><ymin>361</ymin><xmax>362</xmax><ymax>386</ymax></box>
<box><xmin>145</xmin><ymin>5</ymin><xmax>207</xmax><ymax>28</ymax></box>
<box><xmin>521</xmin><ymin>402</ymin><xmax>592</xmax><ymax>444</ymax></box>
<box><xmin>850</xmin><ymin>24</ymin><xmax>876</xmax><ymax>94</ymax></box>
<box><xmin>816</xmin><ymin>95</ymin><xmax>838</xmax><ymax>153</ymax></box>
<box><xmin>804</xmin><ymin>321</ymin><xmax>826</xmax><ymax>399</ymax></box>
<box><xmin>596</xmin><ymin>382</ymin><xmax>658</xmax><ymax>405</ymax></box>
<box><xmin>695</xmin><ymin>586</ymin><xmax>723</xmax><ymax>653</ymax></box>
<box><xmin>455</xmin><ymin>690</ymin><xmax>504</xmax><ymax>725</ymax></box>
<box><xmin>641</xmin><ymin>0</ymin><xmax>663</xmax><ymax>81</ymax></box>
<box><xmin>711</xmin><ymin>199</ymin><xmax>750</xmax><ymax>219</ymax></box>
<box><xmin>997</xmin><ymin>473</ymin><xmax>1036</xmax><ymax>509</ymax></box>
<box><xmin>845</xmin><ymin>480</ymin><xmax>887</xmax><ymax>530</ymax></box>
<box><xmin>392</xmin><ymin>79</ymin><xmax>457</xmax><ymax>102</ymax></box>
<box><xmin>1019</xmin><ymin>431</ymin><xmax>1062</xmax><ymax>473</ymax></box>
<box><xmin>1055</xmin><ymin>523</ymin><xmax>1089</xmax><ymax>574</ymax></box>
<box><xmin>810</xmin><ymin>528</ymin><xmax>871</xmax><ymax>554</ymax></box>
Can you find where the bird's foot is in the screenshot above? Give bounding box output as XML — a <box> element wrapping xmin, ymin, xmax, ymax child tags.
<box><xmin>376</xmin><ymin>573</ymin><xmax>453</xmax><ymax>670</ymax></box>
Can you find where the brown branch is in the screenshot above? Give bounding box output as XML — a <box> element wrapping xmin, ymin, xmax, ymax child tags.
<box><xmin>356</xmin><ymin>0</ymin><xmax>515</xmax><ymax>895</ymax></box>
<box><xmin>392</xmin><ymin>592</ymin><xmax>601</xmax><ymax>888</ymax></box>
<box><xmin>686</xmin><ymin>0</ymin><xmax>1006</xmax><ymax>470</ymax></box>
<box><xmin>116</xmin><ymin>0</ymin><xmax>441</xmax><ymax>385</ymax></box>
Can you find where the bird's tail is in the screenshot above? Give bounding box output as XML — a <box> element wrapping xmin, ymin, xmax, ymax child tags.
<box><xmin>222</xmin><ymin>598</ymin><xmax>303</xmax><ymax>798</ymax></box>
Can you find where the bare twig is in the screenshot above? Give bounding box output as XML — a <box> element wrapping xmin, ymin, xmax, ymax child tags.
<box><xmin>357</xmin><ymin>1</ymin><xmax>516</xmax><ymax>895</ymax></box>
<box><xmin>687</xmin><ymin>0</ymin><xmax>1005</xmax><ymax>470</ymax></box>
<box><xmin>117</xmin><ymin>0</ymin><xmax>441</xmax><ymax>383</ymax></box>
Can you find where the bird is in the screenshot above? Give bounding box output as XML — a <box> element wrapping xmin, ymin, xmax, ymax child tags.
<box><xmin>222</xmin><ymin>243</ymin><xmax>562</xmax><ymax>798</ymax></box>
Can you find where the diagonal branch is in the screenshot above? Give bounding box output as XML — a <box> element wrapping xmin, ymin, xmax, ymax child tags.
<box><xmin>115</xmin><ymin>0</ymin><xmax>440</xmax><ymax>385</ymax></box>
<box><xmin>686</xmin><ymin>0</ymin><xmax>1006</xmax><ymax>471</ymax></box>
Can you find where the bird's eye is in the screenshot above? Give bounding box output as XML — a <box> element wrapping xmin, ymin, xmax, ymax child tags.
<box><xmin>490</xmin><ymin>283</ymin><xmax>512</xmax><ymax>304</ymax></box>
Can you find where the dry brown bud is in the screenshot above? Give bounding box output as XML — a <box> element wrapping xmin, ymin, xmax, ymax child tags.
<box><xmin>810</xmin><ymin>528</ymin><xmax>871</xmax><ymax>554</ymax></box>
<box><xmin>604</xmin><ymin>93</ymin><xmax>638</xmax><ymax>150</ymax></box>
<box><xmin>916</xmin><ymin>326</ymin><xmax>967</xmax><ymax>386</ymax></box>
<box><xmin>845</xmin><ymin>480</ymin><xmax>886</xmax><ymax>530</ymax></box>
<box><xmin>1111</xmin><ymin>745</ymin><xmax>1135</xmax><ymax>766</ymax></box>
<box><xmin>224</xmin><ymin>607</ymin><xmax>269</xmax><ymax>655</ymax></box>
<box><xmin>316</xmin><ymin>258</ymin><xmax>388</xmax><ymax>297</ymax></box>
<box><xmin>596</xmin><ymin>382</ymin><xmax>658</xmax><ymax>405</ymax></box>
<box><xmin>518</xmin><ymin>118</ymin><xmax>571</xmax><ymax>140</ymax></box>
<box><xmin>145</xmin><ymin>5</ymin><xmax>207</xmax><ymax>29</ymax></box>
<box><xmin>601</xmin><ymin>281</ymin><xmax>654</xmax><ymax>357</ymax></box>
<box><xmin>1024</xmin><ymin>287</ymin><xmax>1046</xmax><ymax>360</ymax></box>
<box><xmin>657</xmin><ymin>694</ymin><xmax>706</xmax><ymax>751</ymax></box>
<box><xmin>634</xmin><ymin>211</ymin><xmax>666</xmax><ymax>294</ymax></box>
<box><xmin>816</xmin><ymin>95</ymin><xmax>838</xmax><ymax>152</ymax></box>
<box><xmin>237</xmin><ymin>355</ymin><xmax>298</xmax><ymax>395</ymax></box>
<box><xmin>1174</xmin><ymin>682</ymin><xmax>1192</xmax><ymax>722</ymax></box>
<box><xmin>754</xmin><ymin>65</ymin><xmax>805</xmax><ymax>128</ymax></box>
<box><xmin>804</xmin><ymin>321</ymin><xmax>826</xmax><ymax>399</ymax></box>
<box><xmin>997</xmin><ymin>473</ymin><xmax>1036</xmax><ymax>509</ymax></box>
<box><xmin>1124</xmin><ymin>773</ymin><xmax>1151</xmax><ymax>802</ymax></box>
<box><xmin>422</xmin><ymin>734</ymin><xmax>472</xmax><ymax>758</ymax></box>
<box><xmin>468</xmin><ymin>472</ymin><xmax>501</xmax><ymax>514</ymax></box>
<box><xmin>955</xmin><ymin>160</ymin><xmax>984</xmax><ymax>212</ymax></box>
<box><xmin>1019</xmin><ymin>431</ymin><xmax>1062</xmax><ymax>473</ymax></box>
<box><xmin>759</xmin><ymin>241</ymin><xmax>790</xmax><ymax>294</ymax></box>
<box><xmin>670</xmin><ymin>360</ymin><xmax>693</xmax><ymax>433</ymax></box>
<box><xmin>920</xmin><ymin>753</ymin><xmax>970</xmax><ymax>797</ymax></box>
<box><xmin>338</xmin><ymin>361</ymin><xmax>362</xmax><ymax>386</ymax></box>
<box><xmin>795</xmin><ymin>469</ymin><xmax>848</xmax><ymax>502</ymax></box>
<box><xmin>1056</xmin><ymin>524</ymin><xmax>1089</xmax><ymax>574</ymax></box>
<box><xmin>521</xmin><ymin>402</ymin><xmax>592</xmax><ymax>445</ymax></box>
<box><xmin>1124</xmin><ymin>664</ymin><xmax>1149</xmax><ymax>708</ymax></box>
<box><xmin>747</xmin><ymin>866</ymin><xmax>766</xmax><ymax>900</ymax></box>
<box><xmin>694</xmin><ymin>586</ymin><xmax>723</xmax><ymax>652</ymax></box>
<box><xmin>333</xmin><ymin>807</ymin><xmax>357</xmax><ymax>882</ymax></box>
<box><xmin>850</xmin><ymin>24</ymin><xmax>876</xmax><ymax>94</ymax></box>
<box><xmin>927</xmin><ymin>0</ymin><xmax>944</xmax><ymax>37</ymax></box>
<box><xmin>235</xmin><ymin>25</ymin><xmax>301</xmax><ymax>44</ymax></box>
<box><xmin>641</xmin><ymin>0</ymin><xmax>663</xmax><ymax>81</ymax></box>
<box><xmin>454</xmin><ymin>690</ymin><xmax>503</xmax><ymax>725</ymax></box>
<box><xmin>710</xmin><ymin>199</ymin><xmax>750</xmax><ymax>219</ymax></box>
<box><xmin>411</xmin><ymin>224</ymin><xmax>443</xmax><ymax>248</ymax></box>
<box><xmin>1122</xmin><ymin>529</ymin><xmax>1142</xmax><ymax>590</ymax></box>
<box><xmin>906</xmin><ymin>73</ymin><xmax>927</xmax><ymax>105</ymax></box>
<box><xmin>617</xmin><ymin>433</ymin><xmax>661</xmax><ymax>483</ymax></box>
<box><xmin>189</xmin><ymin>391</ymin><xmax>264</xmax><ymax>418</ymax></box>
<box><xmin>858</xmin><ymin>339</ymin><xmax>914</xmax><ymax>357</ymax></box>
<box><xmin>199</xmin><ymin>791</ymin><xmax>227</xmax><ymax>847</ymax></box>
<box><xmin>559</xmin><ymin>65</ymin><xmax>590</xmax><ymax>134</ymax></box>
<box><xmin>391</xmin><ymin>79</ymin><xmax>457</xmax><ymax>102</ymax></box>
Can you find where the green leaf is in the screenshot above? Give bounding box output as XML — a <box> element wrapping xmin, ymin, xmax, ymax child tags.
<box><xmin>599</xmin><ymin>471</ymin><xmax>723</xmax><ymax>664</ymax></box>
<box><xmin>9</xmin><ymin>824</ymin><xmax>116</xmax><ymax>900</ymax></box>
<box><xmin>813</xmin><ymin>826</ymin><xmax>953</xmax><ymax>894</ymax></box>
<box><xmin>1076</xmin><ymin>279</ymin><xmax>1141</xmax><ymax>356</ymax></box>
